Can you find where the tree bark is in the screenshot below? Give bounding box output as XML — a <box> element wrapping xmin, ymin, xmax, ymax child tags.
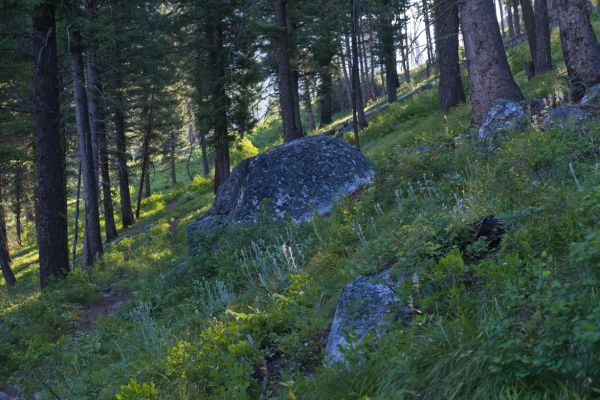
<box><xmin>274</xmin><ymin>0</ymin><xmax>303</xmax><ymax>142</ymax></box>
<box><xmin>435</xmin><ymin>0</ymin><xmax>466</xmax><ymax>111</ymax></box>
<box><xmin>459</xmin><ymin>0</ymin><xmax>524</xmax><ymax>124</ymax></box>
<box><xmin>0</xmin><ymin>187</ymin><xmax>16</xmax><ymax>287</ymax></box>
<box><xmin>32</xmin><ymin>3</ymin><xmax>70</xmax><ymax>288</ymax></box>
<box><xmin>144</xmin><ymin>164</ymin><xmax>151</xmax><ymax>198</ymax></box>
<box><xmin>69</xmin><ymin>29</ymin><xmax>103</xmax><ymax>266</ymax></box>
<box><xmin>534</xmin><ymin>0</ymin><xmax>552</xmax><ymax>73</ymax></box>
<box><xmin>556</xmin><ymin>0</ymin><xmax>600</xmax><ymax>91</ymax></box>
<box><xmin>520</xmin><ymin>0</ymin><xmax>537</xmax><ymax>71</ymax></box>
<box><xmin>289</xmin><ymin>21</ymin><xmax>305</xmax><ymax>136</ymax></box>
<box><xmin>87</xmin><ymin>50</ymin><xmax>118</xmax><ymax>241</ymax></box>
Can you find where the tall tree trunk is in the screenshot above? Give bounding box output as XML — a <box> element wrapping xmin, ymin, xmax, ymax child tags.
<box><xmin>113</xmin><ymin>66</ymin><xmax>136</xmax><ymax>228</ymax></box>
<box><xmin>507</xmin><ymin>1</ymin><xmax>516</xmax><ymax>37</ymax></box>
<box><xmin>534</xmin><ymin>0</ymin><xmax>552</xmax><ymax>73</ymax></box>
<box><xmin>303</xmin><ymin>77</ymin><xmax>317</xmax><ymax>131</ymax></box>
<box><xmin>351</xmin><ymin>0</ymin><xmax>367</xmax><ymax>145</ymax></box>
<box><xmin>520</xmin><ymin>0</ymin><xmax>537</xmax><ymax>71</ymax></box>
<box><xmin>352</xmin><ymin>1</ymin><xmax>368</xmax><ymax>127</ymax></box>
<box><xmin>381</xmin><ymin>0</ymin><xmax>399</xmax><ymax>102</ymax></box>
<box><xmin>289</xmin><ymin>22</ymin><xmax>305</xmax><ymax>136</ymax></box>
<box><xmin>401</xmin><ymin>16</ymin><xmax>412</xmax><ymax>83</ymax></box>
<box><xmin>209</xmin><ymin>20</ymin><xmax>231</xmax><ymax>192</ymax></box>
<box><xmin>32</xmin><ymin>3</ymin><xmax>70</xmax><ymax>288</ymax></box>
<box><xmin>198</xmin><ymin>128</ymin><xmax>210</xmax><ymax>177</ymax></box>
<box><xmin>498</xmin><ymin>0</ymin><xmax>507</xmax><ymax>37</ymax></box>
<box><xmin>435</xmin><ymin>0</ymin><xmax>466</xmax><ymax>110</ymax></box>
<box><xmin>514</xmin><ymin>2</ymin><xmax>522</xmax><ymax>36</ymax></box>
<box><xmin>0</xmin><ymin>187</ymin><xmax>16</xmax><ymax>287</ymax></box>
<box><xmin>274</xmin><ymin>0</ymin><xmax>302</xmax><ymax>142</ymax></box>
<box><xmin>69</xmin><ymin>29</ymin><xmax>103</xmax><ymax>266</ymax></box>
<box><xmin>423</xmin><ymin>0</ymin><xmax>434</xmax><ymax>77</ymax></box>
<box><xmin>170</xmin><ymin>131</ymin><xmax>177</xmax><ymax>185</ymax></box>
<box><xmin>459</xmin><ymin>0</ymin><xmax>524</xmax><ymax>124</ymax></box>
<box><xmin>319</xmin><ymin>67</ymin><xmax>334</xmax><ymax>126</ymax></box>
<box><xmin>13</xmin><ymin>167</ymin><xmax>22</xmax><ymax>246</ymax></box>
<box><xmin>340</xmin><ymin>35</ymin><xmax>353</xmax><ymax>107</ymax></box>
<box><xmin>87</xmin><ymin>49</ymin><xmax>118</xmax><ymax>241</ymax></box>
<box><xmin>135</xmin><ymin>88</ymin><xmax>154</xmax><ymax>219</ymax></box>
<box><xmin>72</xmin><ymin>160</ymin><xmax>82</xmax><ymax>268</ymax></box>
<box><xmin>556</xmin><ymin>0</ymin><xmax>600</xmax><ymax>92</ymax></box>
<box><xmin>144</xmin><ymin>164</ymin><xmax>151</xmax><ymax>198</ymax></box>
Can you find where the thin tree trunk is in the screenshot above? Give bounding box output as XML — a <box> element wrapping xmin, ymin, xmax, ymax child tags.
<box><xmin>423</xmin><ymin>0</ymin><xmax>434</xmax><ymax>77</ymax></box>
<box><xmin>459</xmin><ymin>0</ymin><xmax>524</xmax><ymax>124</ymax></box>
<box><xmin>534</xmin><ymin>0</ymin><xmax>552</xmax><ymax>73</ymax></box>
<box><xmin>290</xmin><ymin>22</ymin><xmax>305</xmax><ymax>136</ymax></box>
<box><xmin>170</xmin><ymin>131</ymin><xmax>177</xmax><ymax>185</ymax></box>
<box><xmin>520</xmin><ymin>0</ymin><xmax>537</xmax><ymax>72</ymax></box>
<box><xmin>113</xmin><ymin>76</ymin><xmax>135</xmax><ymax>228</ymax></box>
<box><xmin>135</xmin><ymin>88</ymin><xmax>154</xmax><ymax>219</ymax></box>
<box><xmin>498</xmin><ymin>0</ymin><xmax>507</xmax><ymax>37</ymax></box>
<box><xmin>340</xmin><ymin>36</ymin><xmax>353</xmax><ymax>107</ymax></box>
<box><xmin>198</xmin><ymin>128</ymin><xmax>210</xmax><ymax>177</ymax></box>
<box><xmin>32</xmin><ymin>3</ymin><xmax>69</xmax><ymax>288</ymax></box>
<box><xmin>87</xmin><ymin>50</ymin><xmax>118</xmax><ymax>241</ymax></box>
<box><xmin>274</xmin><ymin>0</ymin><xmax>303</xmax><ymax>142</ymax></box>
<box><xmin>381</xmin><ymin>0</ymin><xmax>399</xmax><ymax>102</ymax></box>
<box><xmin>514</xmin><ymin>2</ymin><xmax>522</xmax><ymax>36</ymax></box>
<box><xmin>72</xmin><ymin>161</ymin><xmax>82</xmax><ymax>268</ymax></box>
<box><xmin>435</xmin><ymin>0</ymin><xmax>466</xmax><ymax>110</ymax></box>
<box><xmin>351</xmin><ymin>0</ymin><xmax>367</xmax><ymax>144</ymax></box>
<box><xmin>401</xmin><ymin>15</ymin><xmax>412</xmax><ymax>83</ymax></box>
<box><xmin>13</xmin><ymin>167</ymin><xmax>22</xmax><ymax>246</ymax></box>
<box><xmin>319</xmin><ymin>67</ymin><xmax>334</xmax><ymax>126</ymax></box>
<box><xmin>557</xmin><ymin>0</ymin><xmax>600</xmax><ymax>92</ymax></box>
<box><xmin>144</xmin><ymin>164</ymin><xmax>151</xmax><ymax>198</ymax></box>
<box><xmin>303</xmin><ymin>77</ymin><xmax>317</xmax><ymax>131</ymax></box>
<box><xmin>209</xmin><ymin>19</ymin><xmax>231</xmax><ymax>192</ymax></box>
<box><xmin>507</xmin><ymin>1</ymin><xmax>516</xmax><ymax>37</ymax></box>
<box><xmin>0</xmin><ymin>187</ymin><xmax>16</xmax><ymax>287</ymax></box>
<box><xmin>69</xmin><ymin>29</ymin><xmax>103</xmax><ymax>266</ymax></box>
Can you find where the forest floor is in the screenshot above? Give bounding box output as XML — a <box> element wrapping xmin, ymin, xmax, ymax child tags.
<box><xmin>2</xmin><ymin>19</ymin><xmax>600</xmax><ymax>400</ymax></box>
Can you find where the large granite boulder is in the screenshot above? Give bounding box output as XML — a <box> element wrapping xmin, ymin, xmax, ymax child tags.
<box><xmin>188</xmin><ymin>134</ymin><xmax>375</xmax><ymax>237</ymax></box>
<box><xmin>478</xmin><ymin>98</ymin><xmax>526</xmax><ymax>140</ymax></box>
<box><xmin>325</xmin><ymin>268</ymin><xmax>410</xmax><ymax>366</ymax></box>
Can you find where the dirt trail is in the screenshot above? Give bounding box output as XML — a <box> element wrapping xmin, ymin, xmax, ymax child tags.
<box><xmin>76</xmin><ymin>282</ymin><xmax>132</xmax><ymax>331</ymax></box>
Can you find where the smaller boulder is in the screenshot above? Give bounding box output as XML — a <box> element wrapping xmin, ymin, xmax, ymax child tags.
<box><xmin>540</xmin><ymin>105</ymin><xmax>600</xmax><ymax>130</ymax></box>
<box><xmin>325</xmin><ymin>268</ymin><xmax>409</xmax><ymax>366</ymax></box>
<box><xmin>580</xmin><ymin>83</ymin><xmax>600</xmax><ymax>105</ymax></box>
<box><xmin>478</xmin><ymin>99</ymin><xmax>526</xmax><ymax>140</ymax></box>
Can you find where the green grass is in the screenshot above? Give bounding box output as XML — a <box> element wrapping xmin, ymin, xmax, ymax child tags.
<box><xmin>2</xmin><ymin>19</ymin><xmax>600</xmax><ymax>400</ymax></box>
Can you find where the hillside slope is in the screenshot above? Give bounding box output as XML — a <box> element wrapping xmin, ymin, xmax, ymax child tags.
<box><xmin>1</xmin><ymin>22</ymin><xmax>600</xmax><ymax>400</ymax></box>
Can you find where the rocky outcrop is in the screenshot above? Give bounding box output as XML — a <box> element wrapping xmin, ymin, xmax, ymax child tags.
<box><xmin>325</xmin><ymin>268</ymin><xmax>410</xmax><ymax>365</ymax></box>
<box><xmin>188</xmin><ymin>134</ymin><xmax>374</xmax><ymax>238</ymax></box>
<box><xmin>478</xmin><ymin>99</ymin><xmax>526</xmax><ymax>139</ymax></box>
<box><xmin>580</xmin><ymin>83</ymin><xmax>600</xmax><ymax>105</ymax></box>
